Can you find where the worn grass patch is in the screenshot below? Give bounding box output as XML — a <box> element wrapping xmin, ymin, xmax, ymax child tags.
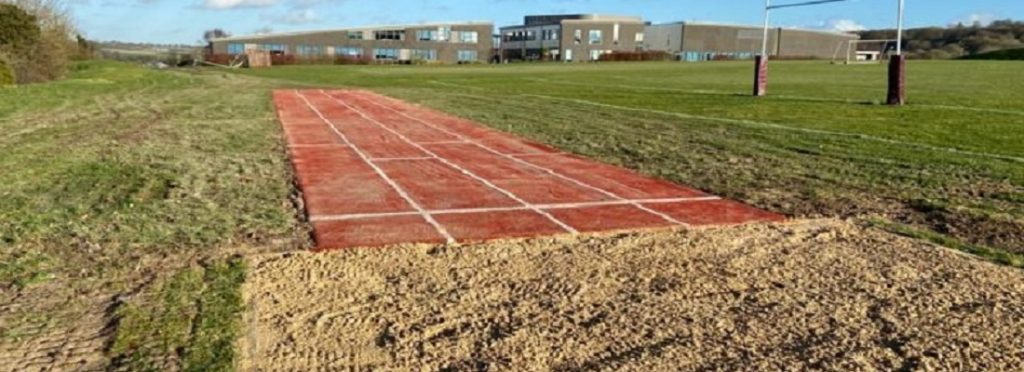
<box><xmin>110</xmin><ymin>258</ymin><xmax>246</xmax><ymax>371</ymax></box>
<box><xmin>0</xmin><ymin>251</ymin><xmax>53</xmax><ymax>290</ymax></box>
<box><xmin>182</xmin><ymin>259</ymin><xmax>246</xmax><ymax>372</ymax></box>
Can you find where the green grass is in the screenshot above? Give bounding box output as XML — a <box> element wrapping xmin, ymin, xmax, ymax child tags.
<box><xmin>0</xmin><ymin>60</ymin><xmax>299</xmax><ymax>256</ymax></box>
<box><xmin>963</xmin><ymin>48</ymin><xmax>1024</xmax><ymax>60</ymax></box>
<box><xmin>0</xmin><ymin>250</ymin><xmax>52</xmax><ymax>289</ymax></box>
<box><xmin>238</xmin><ymin>60</ymin><xmax>1024</xmax><ymax>254</ymax></box>
<box><xmin>111</xmin><ymin>259</ymin><xmax>246</xmax><ymax>372</ymax></box>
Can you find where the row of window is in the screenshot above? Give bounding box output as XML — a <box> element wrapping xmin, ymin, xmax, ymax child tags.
<box><xmin>372</xmin><ymin>48</ymin><xmax>477</xmax><ymax>62</ymax></box>
<box><xmin>411</xmin><ymin>29</ymin><xmax>480</xmax><ymax>43</ymax></box>
<box><xmin>681</xmin><ymin>51</ymin><xmax>755</xmax><ymax>62</ymax></box>
<box><xmin>226</xmin><ymin>43</ymin><xmax>479</xmax><ymax>61</ymax></box>
<box><xmin>559</xmin><ymin>49</ymin><xmax>612</xmax><ymax>62</ymax></box>
<box><xmin>296</xmin><ymin>45</ymin><xmax>324</xmax><ymax>55</ymax></box>
<box><xmin>504</xmin><ymin>29</ymin><xmax>644</xmax><ymax>45</ymax></box>
<box><xmin>226</xmin><ymin>43</ymin><xmax>477</xmax><ymax>61</ymax></box>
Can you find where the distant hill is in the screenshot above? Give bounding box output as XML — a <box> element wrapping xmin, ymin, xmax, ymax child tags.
<box><xmin>95</xmin><ymin>41</ymin><xmax>201</xmax><ymax>63</ymax></box>
<box><xmin>858</xmin><ymin>20</ymin><xmax>1024</xmax><ymax>59</ymax></box>
<box><xmin>96</xmin><ymin>41</ymin><xmax>198</xmax><ymax>51</ymax></box>
<box><xmin>962</xmin><ymin>47</ymin><xmax>1024</xmax><ymax>60</ymax></box>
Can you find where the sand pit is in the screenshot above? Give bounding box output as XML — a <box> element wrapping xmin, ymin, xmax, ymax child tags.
<box><xmin>240</xmin><ymin>219</ymin><xmax>1024</xmax><ymax>370</ymax></box>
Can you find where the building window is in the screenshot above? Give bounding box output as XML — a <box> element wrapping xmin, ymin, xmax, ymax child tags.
<box><xmin>573</xmin><ymin>29</ymin><xmax>582</xmax><ymax>45</ymax></box>
<box><xmin>589</xmin><ymin>30</ymin><xmax>603</xmax><ymax>45</ymax></box>
<box><xmin>374</xmin><ymin>30</ymin><xmax>404</xmax><ymax>41</ymax></box>
<box><xmin>564</xmin><ymin>48</ymin><xmax>573</xmax><ymax>61</ymax></box>
<box><xmin>411</xmin><ymin>49</ymin><xmax>437</xmax><ymax>61</ymax></box>
<box><xmin>416</xmin><ymin>28</ymin><xmax>452</xmax><ymax>42</ymax></box>
<box><xmin>336</xmin><ymin>47</ymin><xmax>362</xmax><ymax>57</ymax></box>
<box><xmin>373</xmin><ymin>48</ymin><xmax>399</xmax><ymax>60</ymax></box>
<box><xmin>296</xmin><ymin>45</ymin><xmax>323</xmax><ymax>56</ymax></box>
<box><xmin>416</xmin><ymin>30</ymin><xmax>436</xmax><ymax>41</ymax></box>
<box><xmin>457</xmin><ymin>50</ymin><xmax>477</xmax><ymax>62</ymax></box>
<box><xmin>613</xmin><ymin>24</ymin><xmax>620</xmax><ymax>44</ymax></box>
<box><xmin>459</xmin><ymin>31</ymin><xmax>478</xmax><ymax>43</ymax></box>
<box><xmin>260</xmin><ymin>44</ymin><xmax>287</xmax><ymax>53</ymax></box>
<box><xmin>636</xmin><ymin>32</ymin><xmax>645</xmax><ymax>43</ymax></box>
<box><xmin>347</xmin><ymin>31</ymin><xmax>364</xmax><ymax>40</ymax></box>
<box><xmin>227</xmin><ymin>43</ymin><xmax>245</xmax><ymax>55</ymax></box>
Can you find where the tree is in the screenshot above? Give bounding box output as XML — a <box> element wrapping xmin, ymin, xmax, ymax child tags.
<box><xmin>203</xmin><ymin>28</ymin><xmax>230</xmax><ymax>43</ymax></box>
<box><xmin>857</xmin><ymin>19</ymin><xmax>1024</xmax><ymax>59</ymax></box>
<box><xmin>74</xmin><ymin>33</ymin><xmax>94</xmax><ymax>59</ymax></box>
<box><xmin>0</xmin><ymin>3</ymin><xmax>40</xmax><ymax>52</ymax></box>
<box><xmin>0</xmin><ymin>0</ymin><xmax>79</xmax><ymax>83</ymax></box>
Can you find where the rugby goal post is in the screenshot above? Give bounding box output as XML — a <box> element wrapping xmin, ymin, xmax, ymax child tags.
<box><xmin>754</xmin><ymin>0</ymin><xmax>906</xmax><ymax>105</ymax></box>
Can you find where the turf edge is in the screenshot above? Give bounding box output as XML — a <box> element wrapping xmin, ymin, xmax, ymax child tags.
<box><xmin>866</xmin><ymin>218</ymin><xmax>1024</xmax><ymax>269</ymax></box>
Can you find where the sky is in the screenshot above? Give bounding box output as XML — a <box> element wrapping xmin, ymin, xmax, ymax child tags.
<box><xmin>68</xmin><ymin>0</ymin><xmax>1023</xmax><ymax>45</ymax></box>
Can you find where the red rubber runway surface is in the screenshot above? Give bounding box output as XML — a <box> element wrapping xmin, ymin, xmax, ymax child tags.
<box><xmin>274</xmin><ymin>89</ymin><xmax>784</xmax><ymax>250</ymax></box>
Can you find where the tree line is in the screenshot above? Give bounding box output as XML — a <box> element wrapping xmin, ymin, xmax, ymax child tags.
<box><xmin>0</xmin><ymin>0</ymin><xmax>92</xmax><ymax>85</ymax></box>
<box><xmin>860</xmin><ymin>20</ymin><xmax>1024</xmax><ymax>59</ymax></box>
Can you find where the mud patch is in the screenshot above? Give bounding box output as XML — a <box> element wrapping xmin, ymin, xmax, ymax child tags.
<box><xmin>242</xmin><ymin>219</ymin><xmax>1024</xmax><ymax>370</ymax></box>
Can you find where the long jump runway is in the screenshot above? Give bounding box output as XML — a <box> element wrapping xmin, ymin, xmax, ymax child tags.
<box><xmin>274</xmin><ymin>89</ymin><xmax>784</xmax><ymax>250</ymax></box>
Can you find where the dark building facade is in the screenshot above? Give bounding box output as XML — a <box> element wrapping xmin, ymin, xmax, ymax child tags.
<box><xmin>209</xmin><ymin>22</ymin><xmax>494</xmax><ymax>64</ymax></box>
<box><xmin>207</xmin><ymin>17</ymin><xmax>857</xmax><ymax>65</ymax></box>
<box><xmin>644</xmin><ymin>22</ymin><xmax>858</xmax><ymax>61</ymax></box>
<box><xmin>499</xmin><ymin>14</ymin><xmax>647</xmax><ymax>62</ymax></box>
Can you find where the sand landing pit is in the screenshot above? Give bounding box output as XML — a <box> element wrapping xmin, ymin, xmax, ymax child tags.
<box><xmin>274</xmin><ymin>89</ymin><xmax>783</xmax><ymax>250</ymax></box>
<box><xmin>240</xmin><ymin>219</ymin><xmax>1024</xmax><ymax>370</ymax></box>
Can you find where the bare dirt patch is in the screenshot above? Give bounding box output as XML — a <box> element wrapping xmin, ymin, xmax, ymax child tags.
<box><xmin>241</xmin><ymin>219</ymin><xmax>1024</xmax><ymax>370</ymax></box>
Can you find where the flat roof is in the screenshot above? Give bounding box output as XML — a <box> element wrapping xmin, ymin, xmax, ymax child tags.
<box><xmin>212</xmin><ymin>21</ymin><xmax>493</xmax><ymax>42</ymax></box>
<box><xmin>503</xmin><ymin>13</ymin><xmax>644</xmax><ymax>29</ymax></box>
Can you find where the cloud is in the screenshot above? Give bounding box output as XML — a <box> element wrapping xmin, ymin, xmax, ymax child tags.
<box><xmin>820</xmin><ymin>19</ymin><xmax>866</xmax><ymax>32</ymax></box>
<box><xmin>262</xmin><ymin>8</ymin><xmax>320</xmax><ymax>25</ymax></box>
<box><xmin>953</xmin><ymin>13</ymin><xmax>998</xmax><ymax>27</ymax></box>
<box><xmin>203</xmin><ymin>0</ymin><xmax>278</xmax><ymax>10</ymax></box>
<box><xmin>251</xmin><ymin>26</ymin><xmax>274</xmax><ymax>35</ymax></box>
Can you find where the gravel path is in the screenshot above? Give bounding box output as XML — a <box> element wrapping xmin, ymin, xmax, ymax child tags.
<box><xmin>240</xmin><ymin>219</ymin><xmax>1024</xmax><ymax>371</ymax></box>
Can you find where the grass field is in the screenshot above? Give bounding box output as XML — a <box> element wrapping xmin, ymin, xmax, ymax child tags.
<box><xmin>1</xmin><ymin>59</ymin><xmax>1021</xmax><ymax>370</ymax></box>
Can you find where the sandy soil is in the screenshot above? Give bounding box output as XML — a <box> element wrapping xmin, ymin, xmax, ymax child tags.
<box><xmin>240</xmin><ymin>219</ymin><xmax>1024</xmax><ymax>371</ymax></box>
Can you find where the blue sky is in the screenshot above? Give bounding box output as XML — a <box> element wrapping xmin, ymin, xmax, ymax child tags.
<box><xmin>69</xmin><ymin>0</ymin><xmax>1023</xmax><ymax>44</ymax></box>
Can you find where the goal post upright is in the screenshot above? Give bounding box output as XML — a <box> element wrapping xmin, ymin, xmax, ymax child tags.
<box><xmin>887</xmin><ymin>0</ymin><xmax>906</xmax><ymax>105</ymax></box>
<box><xmin>754</xmin><ymin>0</ymin><xmax>771</xmax><ymax>96</ymax></box>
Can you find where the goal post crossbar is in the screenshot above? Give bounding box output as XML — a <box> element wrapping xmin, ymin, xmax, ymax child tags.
<box><xmin>767</xmin><ymin>0</ymin><xmax>849</xmax><ymax>11</ymax></box>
